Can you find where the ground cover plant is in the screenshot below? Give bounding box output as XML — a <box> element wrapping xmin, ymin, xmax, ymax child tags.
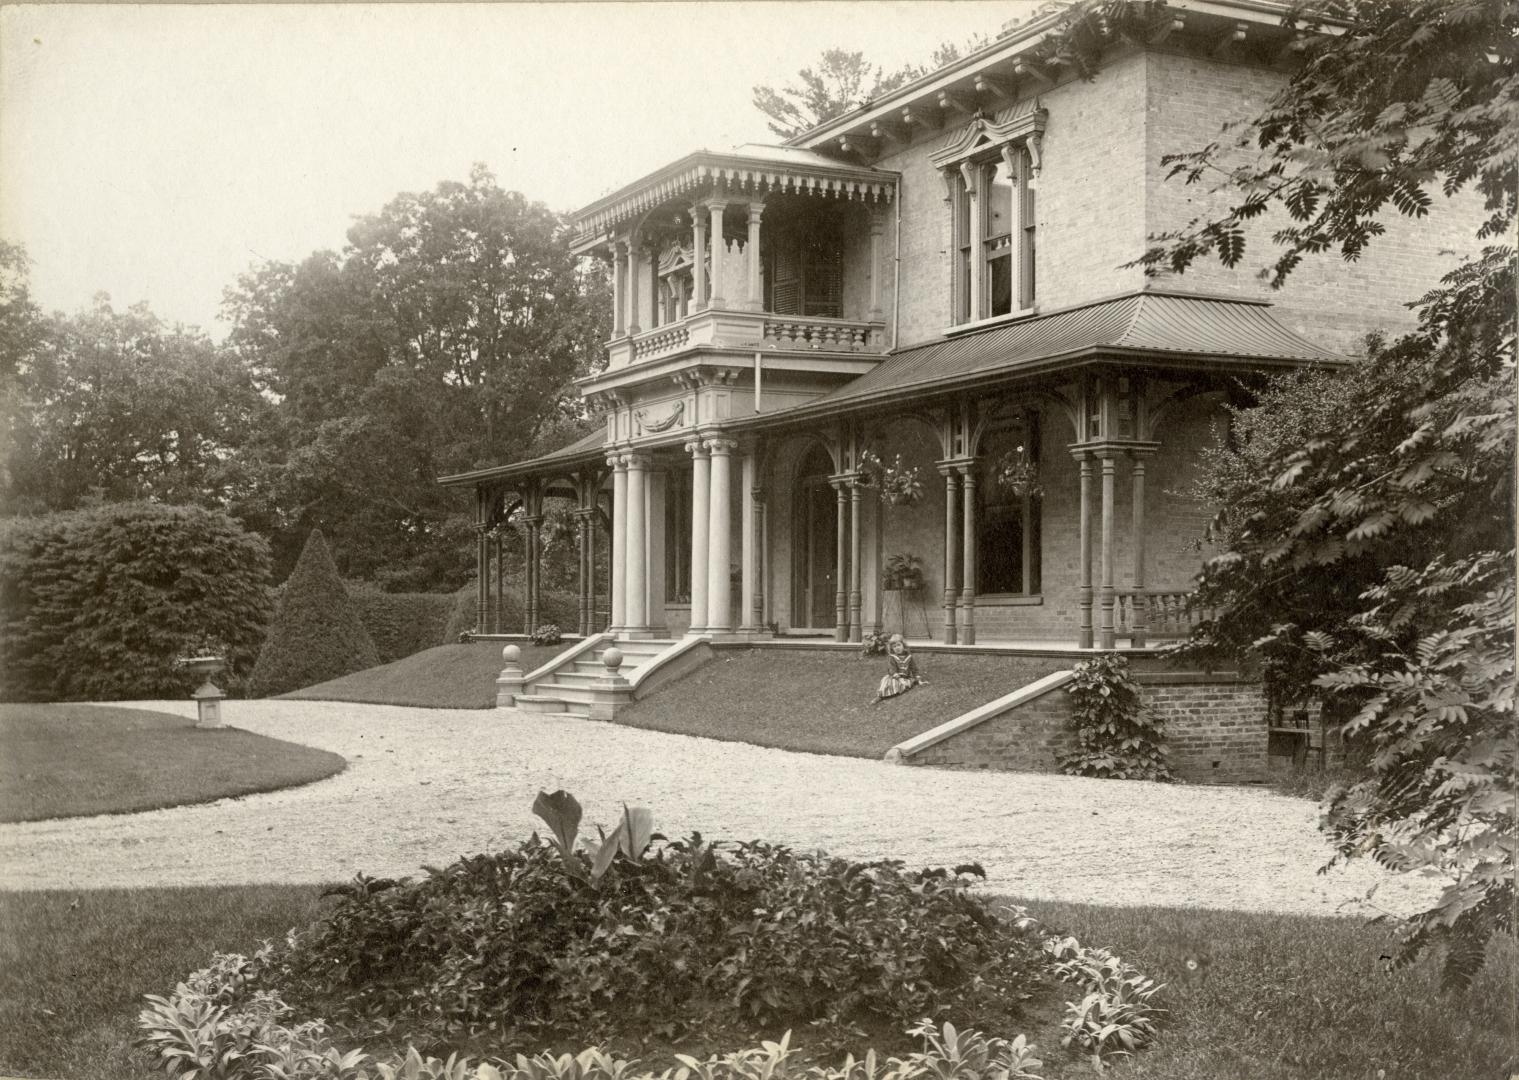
<box><xmin>0</xmin><ymin>703</ymin><xmax>345</xmax><ymax>822</ymax></box>
<box><xmin>257</xmin><ymin>791</ymin><xmax>1058</xmax><ymax>1062</ymax></box>
<box><xmin>280</xmin><ymin>641</ymin><xmax>573</xmax><ymax>709</ymax></box>
<box><xmin>4</xmin><ymin>880</ymin><xmax>1514</xmax><ymax>1079</ymax></box>
<box><xmin>612</xmin><ymin>648</ymin><xmax>1067</xmax><ymax>758</ymax></box>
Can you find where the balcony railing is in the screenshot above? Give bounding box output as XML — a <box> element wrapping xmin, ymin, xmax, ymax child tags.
<box><xmin>610</xmin><ymin>307</ymin><xmax>888</xmax><ymax>368</ymax></box>
<box><xmin>1116</xmin><ymin>588</ymin><xmax>1211</xmax><ymax>646</ymax></box>
<box><xmin>762</xmin><ymin>315</ymin><xmax>886</xmax><ymax>351</ymax></box>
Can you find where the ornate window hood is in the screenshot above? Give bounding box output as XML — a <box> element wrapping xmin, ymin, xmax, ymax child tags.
<box><xmin>571</xmin><ymin>146</ymin><xmax>898</xmax><ymax>255</ymax></box>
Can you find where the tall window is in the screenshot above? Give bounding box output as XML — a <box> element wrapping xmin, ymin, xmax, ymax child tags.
<box><xmin>976</xmin><ymin>411</ymin><xmax>1042</xmax><ymax>596</ymax></box>
<box><xmin>949</xmin><ymin>144</ymin><xmax>1036</xmax><ymax>325</ymax></box>
<box><xmin>764</xmin><ymin>211</ymin><xmax>843</xmax><ymax>319</ymax></box>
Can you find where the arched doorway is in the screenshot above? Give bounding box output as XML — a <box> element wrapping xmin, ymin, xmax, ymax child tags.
<box><xmin>791</xmin><ymin>442</ymin><xmax>836</xmax><ymax>631</ymax></box>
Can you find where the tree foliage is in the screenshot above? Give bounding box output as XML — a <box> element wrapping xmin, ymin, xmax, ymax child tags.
<box><xmin>2</xmin><ymin>288</ymin><xmax>266</xmax><ymax>517</ymax></box>
<box><xmin>248</xmin><ymin>529</ymin><xmax>379</xmax><ymax>698</ymax></box>
<box><xmin>752</xmin><ymin>39</ymin><xmax>988</xmax><ymax>139</ymax></box>
<box><xmin>1100</xmin><ymin>0</ymin><xmax>1518</xmax><ymax>986</ymax></box>
<box><xmin>0</xmin><ymin>502</ymin><xmax>272</xmax><ymax>701</ymax></box>
<box><xmin>225</xmin><ymin>165</ymin><xmax>607</xmax><ymax>586</ymax></box>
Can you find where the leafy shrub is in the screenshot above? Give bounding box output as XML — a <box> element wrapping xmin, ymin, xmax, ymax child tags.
<box><xmin>861</xmin><ymin>630</ymin><xmax>891</xmax><ymax>657</ymax></box>
<box><xmin>140</xmin><ymin>950</ymin><xmax>1048</xmax><ymax>1080</ymax></box>
<box><xmin>267</xmin><ymin>792</ymin><xmax>1053</xmax><ymax>1056</ymax></box>
<box><xmin>530</xmin><ymin>623</ymin><xmax>563</xmax><ymax>646</ymax></box>
<box><xmin>445</xmin><ymin>581</ymin><xmax>582</xmax><ymax>642</ymax></box>
<box><xmin>249</xmin><ymin>531</ymin><xmax>379</xmax><ymax>697</ymax></box>
<box><xmin>0</xmin><ymin>502</ymin><xmax>271</xmax><ymax>701</ymax></box>
<box><xmin>345</xmin><ymin>583</ymin><xmax>456</xmax><ymax>663</ymax></box>
<box><xmin>1058</xmin><ymin>654</ymin><xmax>1173</xmax><ymax>782</ymax></box>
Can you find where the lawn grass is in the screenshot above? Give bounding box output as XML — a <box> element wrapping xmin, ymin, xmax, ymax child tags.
<box><xmin>278</xmin><ymin>640</ymin><xmax>574</xmax><ymax>709</ymax></box>
<box><xmin>613</xmin><ymin>647</ymin><xmax>1067</xmax><ymax>758</ymax></box>
<box><xmin>3</xmin><ymin>884</ymin><xmax>1511</xmax><ymax>1080</ymax></box>
<box><xmin>0</xmin><ymin>704</ymin><xmax>346</xmax><ymax>824</ymax></box>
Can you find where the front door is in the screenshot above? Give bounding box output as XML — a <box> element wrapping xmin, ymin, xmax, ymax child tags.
<box><xmin>792</xmin><ymin>446</ymin><xmax>837</xmax><ymax>631</ymax></box>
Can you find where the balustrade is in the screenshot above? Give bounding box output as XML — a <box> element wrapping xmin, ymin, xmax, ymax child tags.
<box><xmin>632</xmin><ymin>324</ymin><xmax>691</xmax><ymax>360</ymax></box>
<box><xmin>762</xmin><ymin>316</ymin><xmax>884</xmax><ymax>352</ymax></box>
<box><xmin>1116</xmin><ymin>588</ymin><xmax>1207</xmax><ymax>641</ymax></box>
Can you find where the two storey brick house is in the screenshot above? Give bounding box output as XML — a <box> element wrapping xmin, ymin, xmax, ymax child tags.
<box><xmin>440</xmin><ymin>0</ymin><xmax>1478</xmax><ymax>769</ymax></box>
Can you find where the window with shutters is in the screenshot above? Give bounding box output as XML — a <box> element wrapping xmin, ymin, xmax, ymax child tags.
<box><xmin>764</xmin><ymin>215</ymin><xmax>843</xmax><ymax>319</ymax></box>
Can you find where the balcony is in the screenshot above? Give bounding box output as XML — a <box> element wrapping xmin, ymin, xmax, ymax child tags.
<box><xmin>609</xmin><ymin>307</ymin><xmax>888</xmax><ymax>368</ymax></box>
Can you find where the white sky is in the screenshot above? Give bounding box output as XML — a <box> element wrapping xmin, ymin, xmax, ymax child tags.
<box><xmin>0</xmin><ymin>1</ymin><xmax>1037</xmax><ymax>336</ymax></box>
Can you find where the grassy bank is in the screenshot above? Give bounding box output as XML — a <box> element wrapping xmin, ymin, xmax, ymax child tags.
<box><xmin>613</xmin><ymin>648</ymin><xmax>1067</xmax><ymax>758</ymax></box>
<box><xmin>4</xmin><ymin>883</ymin><xmax>1509</xmax><ymax>1080</ymax></box>
<box><xmin>279</xmin><ymin>640</ymin><xmax>573</xmax><ymax>709</ymax></box>
<box><xmin>0</xmin><ymin>704</ymin><xmax>346</xmax><ymax>823</ymax></box>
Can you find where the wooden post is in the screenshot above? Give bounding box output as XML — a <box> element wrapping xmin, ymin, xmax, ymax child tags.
<box><xmin>940</xmin><ymin>464</ymin><xmax>959</xmax><ymax>644</ymax></box>
<box><xmin>833</xmin><ymin>479</ymin><xmax>848</xmax><ymax>641</ymax></box>
<box><xmin>691</xmin><ymin>205</ymin><xmax>708</xmax><ymax>312</ymax></box>
<box><xmin>848</xmin><ymin>479</ymin><xmax>862</xmax><ymax>642</ymax></box>
<box><xmin>1078</xmin><ymin>452</ymin><xmax>1094</xmax><ymax>649</ymax></box>
<box><xmin>612</xmin><ymin>240</ymin><xmax>627</xmax><ymax>336</ymax></box>
<box><xmin>746</xmin><ymin>200</ymin><xmax>765</xmax><ymax>311</ymax></box>
<box><xmin>1099</xmin><ymin>453</ymin><xmax>1116</xmax><ymax>650</ymax></box>
<box><xmin>707</xmin><ymin>201</ymin><xmax>728</xmax><ymax>309</ymax></box>
<box><xmin>493</xmin><ymin>531</ymin><xmax>505</xmax><ymax>634</ymax></box>
<box><xmin>740</xmin><ymin>449</ymin><xmax>758</xmax><ymax>631</ymax></box>
<box><xmin>960</xmin><ymin>463</ymin><xmax>977</xmax><ymax>645</ymax></box>
<box><xmin>1131</xmin><ymin>453</ymin><xmax>1148</xmax><ymax>648</ymax></box>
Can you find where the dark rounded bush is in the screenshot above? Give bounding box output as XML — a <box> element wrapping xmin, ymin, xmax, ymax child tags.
<box><xmin>248</xmin><ymin>530</ymin><xmax>379</xmax><ymax>697</ymax></box>
<box><xmin>0</xmin><ymin>503</ymin><xmax>272</xmax><ymax>702</ymax></box>
<box><xmin>272</xmin><ymin>835</ymin><xmax>1052</xmax><ymax>1057</ymax></box>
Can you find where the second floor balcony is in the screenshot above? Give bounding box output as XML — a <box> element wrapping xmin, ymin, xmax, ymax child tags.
<box><xmin>570</xmin><ymin>146</ymin><xmax>899</xmax><ymax>371</ymax></box>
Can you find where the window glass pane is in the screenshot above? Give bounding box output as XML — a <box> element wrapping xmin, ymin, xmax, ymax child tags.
<box><xmin>987</xmin><ymin>252</ymin><xmax>1012</xmax><ymax>317</ymax></box>
<box><xmin>985</xmin><ymin>160</ymin><xmax>1014</xmax><ymax>239</ymax></box>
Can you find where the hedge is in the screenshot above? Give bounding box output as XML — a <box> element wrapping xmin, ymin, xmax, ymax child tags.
<box><xmin>343</xmin><ymin>583</ymin><xmax>455</xmax><ymax>664</ymax></box>
<box><xmin>0</xmin><ymin>503</ymin><xmax>272</xmax><ymax>702</ymax></box>
<box><xmin>441</xmin><ymin>580</ymin><xmax>583</xmax><ymax>642</ymax></box>
<box><xmin>248</xmin><ymin>531</ymin><xmax>379</xmax><ymax>697</ymax></box>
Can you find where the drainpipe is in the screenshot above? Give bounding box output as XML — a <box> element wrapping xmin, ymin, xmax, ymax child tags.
<box><xmin>754</xmin><ymin>349</ymin><xmax>763</xmax><ymax>413</ymax></box>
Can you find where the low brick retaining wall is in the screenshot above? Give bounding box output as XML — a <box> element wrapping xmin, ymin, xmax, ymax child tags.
<box><xmin>889</xmin><ymin>670</ymin><xmax>1269</xmax><ymax>785</ymax></box>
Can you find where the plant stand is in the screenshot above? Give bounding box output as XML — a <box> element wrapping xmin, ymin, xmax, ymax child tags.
<box><xmin>882</xmin><ymin>587</ymin><xmax>933</xmax><ymax>640</ymax></box>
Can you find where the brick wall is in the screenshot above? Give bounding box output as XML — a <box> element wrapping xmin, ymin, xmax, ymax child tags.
<box><xmin>903</xmin><ymin>671</ymin><xmax>1268</xmax><ymax>785</ymax></box>
<box><xmin>1142</xmin><ymin>50</ymin><xmax>1488</xmax><ymax>356</ymax></box>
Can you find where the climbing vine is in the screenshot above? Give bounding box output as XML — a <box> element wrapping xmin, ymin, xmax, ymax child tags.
<box><xmin>1059</xmin><ymin>653</ymin><xmax>1173</xmax><ymax>782</ymax></box>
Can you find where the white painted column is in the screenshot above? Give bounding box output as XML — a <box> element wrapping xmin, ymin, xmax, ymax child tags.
<box><xmin>609</xmin><ymin>454</ymin><xmax>628</xmax><ymax>633</ymax></box>
<box><xmin>745</xmin><ymin>200</ymin><xmax>765</xmax><ymax>311</ymax></box>
<box><xmin>959</xmin><ymin>162</ymin><xmax>982</xmax><ymax>320</ymax></box>
<box><xmin>706</xmin><ymin>437</ymin><xmax>735</xmax><ymax>632</ymax></box>
<box><xmin>687</xmin><ymin>438</ymin><xmax>710</xmax><ymax>635</ymax></box>
<box><xmin>707</xmin><ymin>201</ymin><xmax>728</xmax><ymax>309</ymax></box>
<box><xmin>868</xmin><ymin>209</ymin><xmax>885</xmax><ymax>320</ymax></box>
<box><xmin>739</xmin><ymin>447</ymin><xmax>757</xmax><ymax>631</ymax></box>
<box><xmin>647</xmin><ymin>469</ymin><xmax>667</xmax><ymax>635</ymax></box>
<box><xmin>626</xmin><ymin>235</ymin><xmax>642</xmax><ymax>337</ymax></box>
<box><xmin>624</xmin><ymin>453</ymin><xmax>649</xmax><ymax>633</ymax></box>
<box><xmin>612</xmin><ymin>240</ymin><xmax>627</xmax><ymax>336</ymax></box>
<box><xmin>691</xmin><ymin>205</ymin><xmax>708</xmax><ymax>312</ymax></box>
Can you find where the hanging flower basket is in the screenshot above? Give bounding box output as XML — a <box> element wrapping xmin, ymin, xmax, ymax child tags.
<box><xmin>994</xmin><ymin>447</ymin><xmax>1043</xmax><ymax>500</ymax></box>
<box><xmin>884</xmin><ymin>552</ymin><xmax>924</xmax><ymax>591</ymax></box>
<box><xmin>857</xmin><ymin>450</ymin><xmax>924</xmax><ymax>508</ymax></box>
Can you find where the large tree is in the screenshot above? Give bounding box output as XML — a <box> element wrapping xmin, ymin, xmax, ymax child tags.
<box><xmin>1042</xmin><ymin>0</ymin><xmax>1516</xmax><ymax>986</ymax></box>
<box><xmin>2</xmin><ymin>284</ymin><xmax>266</xmax><ymax>517</ymax></box>
<box><xmin>224</xmin><ymin>165</ymin><xmax>608</xmax><ymax>587</ymax></box>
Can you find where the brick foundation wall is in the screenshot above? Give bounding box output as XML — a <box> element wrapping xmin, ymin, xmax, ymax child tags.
<box><xmin>903</xmin><ymin>671</ymin><xmax>1268</xmax><ymax>785</ymax></box>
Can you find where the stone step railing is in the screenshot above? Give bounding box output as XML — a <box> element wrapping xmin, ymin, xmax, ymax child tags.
<box><xmin>1116</xmin><ymin>589</ymin><xmax>1209</xmax><ymax>645</ymax></box>
<box><xmin>762</xmin><ymin>316</ymin><xmax>884</xmax><ymax>351</ymax></box>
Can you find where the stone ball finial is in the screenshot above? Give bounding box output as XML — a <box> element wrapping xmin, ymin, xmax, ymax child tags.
<box><xmin>502</xmin><ymin>644</ymin><xmax>522</xmax><ymax>665</ymax></box>
<box><xmin>602</xmin><ymin>646</ymin><xmax>624</xmax><ymax>672</ymax></box>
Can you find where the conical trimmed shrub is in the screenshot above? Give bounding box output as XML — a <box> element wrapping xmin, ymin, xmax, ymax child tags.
<box><xmin>249</xmin><ymin>530</ymin><xmax>380</xmax><ymax>697</ymax></box>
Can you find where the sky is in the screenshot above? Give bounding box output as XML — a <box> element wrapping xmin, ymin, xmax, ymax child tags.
<box><xmin>0</xmin><ymin>1</ymin><xmax>1038</xmax><ymax>337</ymax></box>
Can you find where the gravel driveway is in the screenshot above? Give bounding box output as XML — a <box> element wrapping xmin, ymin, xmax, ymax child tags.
<box><xmin>0</xmin><ymin>700</ymin><xmax>1433</xmax><ymax>918</ymax></box>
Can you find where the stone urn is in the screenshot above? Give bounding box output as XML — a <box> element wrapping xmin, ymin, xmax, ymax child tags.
<box><xmin>177</xmin><ymin>655</ymin><xmax>227</xmax><ymax>728</ymax></box>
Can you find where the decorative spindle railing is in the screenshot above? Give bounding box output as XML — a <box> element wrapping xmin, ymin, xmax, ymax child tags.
<box><xmin>1116</xmin><ymin>589</ymin><xmax>1209</xmax><ymax>646</ymax></box>
<box><xmin>632</xmin><ymin>324</ymin><xmax>691</xmax><ymax>360</ymax></box>
<box><xmin>762</xmin><ymin>316</ymin><xmax>883</xmax><ymax>351</ymax></box>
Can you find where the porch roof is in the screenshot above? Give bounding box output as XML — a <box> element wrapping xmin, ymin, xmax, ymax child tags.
<box><xmin>767</xmin><ymin>290</ymin><xmax>1344</xmax><ymax>421</ymax></box>
<box><xmin>439</xmin><ymin>291</ymin><xmax>1341</xmax><ymax>489</ymax></box>
<box><xmin>570</xmin><ymin>146</ymin><xmax>898</xmax><ymax>253</ymax></box>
